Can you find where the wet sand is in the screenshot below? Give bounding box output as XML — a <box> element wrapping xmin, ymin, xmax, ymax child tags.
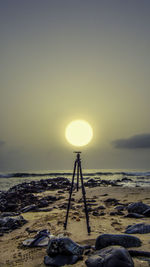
<box><xmin>0</xmin><ymin>186</ymin><xmax>150</xmax><ymax>267</ymax></box>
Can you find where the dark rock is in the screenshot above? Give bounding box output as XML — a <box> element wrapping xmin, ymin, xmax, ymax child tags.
<box><xmin>0</xmin><ymin>215</ymin><xmax>27</xmax><ymax>233</ymax></box>
<box><xmin>58</xmin><ymin>190</ymin><xmax>64</xmax><ymax>194</ymax></box>
<box><xmin>125</xmin><ymin>213</ymin><xmax>144</xmax><ymax>218</ymax></box>
<box><xmin>92</xmin><ymin>211</ymin><xmax>99</xmax><ymax>216</ymax></box>
<box><xmin>84</xmin><ymin>178</ymin><xmax>99</xmax><ymax>187</ymax></box>
<box><xmin>84</xmin><ymin>249</ymin><xmax>93</xmax><ymax>255</ymax></box>
<box><xmin>125</xmin><ymin>223</ymin><xmax>150</xmax><ymax>234</ymax></box>
<box><xmin>44</xmin><ymin>254</ymin><xmax>81</xmax><ymax>266</ymax></box>
<box><xmin>0</xmin><ymin>212</ymin><xmax>20</xmax><ymax>217</ymax></box>
<box><xmin>85</xmin><ymin>246</ymin><xmax>134</xmax><ymax>267</ymax></box>
<box><xmin>35</xmin><ymin>208</ymin><xmax>53</xmax><ymax>212</ymax></box>
<box><xmin>37</xmin><ymin>199</ymin><xmax>49</xmax><ymax>208</ymax></box>
<box><xmin>92</xmin><ymin>210</ymin><xmax>105</xmax><ymax>216</ymax></box>
<box><xmin>21</xmin><ymin>204</ymin><xmax>38</xmax><ymax>213</ymax></box>
<box><xmin>95</xmin><ymin>234</ymin><xmax>141</xmax><ymax>250</ymax></box>
<box><xmin>99</xmin><ymin>211</ymin><xmax>105</xmax><ymax>216</ymax></box>
<box><xmin>127</xmin><ymin>202</ymin><xmax>150</xmax><ymax>215</ymax></box>
<box><xmin>25</xmin><ymin>227</ymin><xmax>37</xmax><ymax>233</ymax></box>
<box><xmin>96</xmin><ymin>205</ymin><xmax>106</xmax><ymax>210</ymax></box>
<box><xmin>122</xmin><ymin>177</ymin><xmax>132</xmax><ymax>182</ymax></box>
<box><xmin>104</xmin><ymin>198</ymin><xmax>120</xmax><ymax>206</ymax></box>
<box><xmin>110</xmin><ymin>211</ymin><xmax>124</xmax><ymax>216</ymax></box>
<box><xmin>128</xmin><ymin>249</ymin><xmax>150</xmax><ymax>257</ymax></box>
<box><xmin>143</xmin><ymin>208</ymin><xmax>150</xmax><ymax>217</ymax></box>
<box><xmin>47</xmin><ymin>237</ymin><xmax>84</xmax><ymax>256</ymax></box>
<box><xmin>115</xmin><ymin>205</ymin><xmax>125</xmax><ymax>211</ymax></box>
<box><xmin>87</xmin><ymin>199</ymin><xmax>97</xmax><ymax>203</ymax></box>
<box><xmin>58</xmin><ymin>203</ymin><xmax>68</xmax><ymax>209</ymax></box>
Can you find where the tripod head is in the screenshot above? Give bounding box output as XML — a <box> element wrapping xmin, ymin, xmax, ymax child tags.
<box><xmin>73</xmin><ymin>151</ymin><xmax>81</xmax><ymax>161</ymax></box>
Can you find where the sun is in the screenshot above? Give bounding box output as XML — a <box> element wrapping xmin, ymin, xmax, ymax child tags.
<box><xmin>65</xmin><ymin>120</ymin><xmax>93</xmax><ymax>147</ymax></box>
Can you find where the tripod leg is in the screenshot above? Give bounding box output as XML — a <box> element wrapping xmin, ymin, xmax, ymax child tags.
<box><xmin>79</xmin><ymin>162</ymin><xmax>91</xmax><ymax>235</ymax></box>
<box><xmin>64</xmin><ymin>160</ymin><xmax>77</xmax><ymax>230</ymax></box>
<box><xmin>77</xmin><ymin>163</ymin><xmax>79</xmax><ymax>191</ymax></box>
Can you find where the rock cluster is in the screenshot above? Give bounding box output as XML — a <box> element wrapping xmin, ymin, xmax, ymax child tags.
<box><xmin>0</xmin><ymin>177</ymin><xmax>70</xmax><ymax>234</ymax></box>
<box><xmin>0</xmin><ymin>177</ymin><xmax>70</xmax><ymax>213</ymax></box>
<box><xmin>84</xmin><ymin>177</ymin><xmax>134</xmax><ymax>188</ymax></box>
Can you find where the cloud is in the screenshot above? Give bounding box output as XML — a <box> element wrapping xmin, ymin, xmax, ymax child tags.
<box><xmin>0</xmin><ymin>140</ymin><xmax>5</xmax><ymax>147</ymax></box>
<box><xmin>112</xmin><ymin>133</ymin><xmax>150</xmax><ymax>149</ymax></box>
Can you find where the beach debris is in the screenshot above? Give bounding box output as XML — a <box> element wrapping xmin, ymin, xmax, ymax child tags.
<box><xmin>0</xmin><ymin>215</ymin><xmax>27</xmax><ymax>233</ymax></box>
<box><xmin>44</xmin><ymin>237</ymin><xmax>84</xmax><ymax>266</ymax></box>
<box><xmin>85</xmin><ymin>246</ymin><xmax>134</xmax><ymax>267</ymax></box>
<box><xmin>127</xmin><ymin>202</ymin><xmax>150</xmax><ymax>215</ymax></box>
<box><xmin>44</xmin><ymin>254</ymin><xmax>81</xmax><ymax>266</ymax></box>
<box><xmin>125</xmin><ymin>223</ymin><xmax>150</xmax><ymax>234</ymax></box>
<box><xmin>95</xmin><ymin>234</ymin><xmax>141</xmax><ymax>250</ymax></box>
<box><xmin>23</xmin><ymin>229</ymin><xmax>54</xmax><ymax>247</ymax></box>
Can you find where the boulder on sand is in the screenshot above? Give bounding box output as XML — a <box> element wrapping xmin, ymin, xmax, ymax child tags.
<box><xmin>127</xmin><ymin>202</ymin><xmax>150</xmax><ymax>215</ymax></box>
<box><xmin>85</xmin><ymin>246</ymin><xmax>134</xmax><ymax>267</ymax></box>
<box><xmin>0</xmin><ymin>215</ymin><xmax>27</xmax><ymax>233</ymax></box>
<box><xmin>125</xmin><ymin>223</ymin><xmax>150</xmax><ymax>234</ymax></box>
<box><xmin>95</xmin><ymin>234</ymin><xmax>141</xmax><ymax>250</ymax></box>
<box><xmin>44</xmin><ymin>237</ymin><xmax>84</xmax><ymax>266</ymax></box>
<box><xmin>44</xmin><ymin>254</ymin><xmax>81</xmax><ymax>266</ymax></box>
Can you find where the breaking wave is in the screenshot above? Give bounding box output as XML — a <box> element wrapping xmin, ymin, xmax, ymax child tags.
<box><xmin>0</xmin><ymin>171</ymin><xmax>150</xmax><ymax>179</ymax></box>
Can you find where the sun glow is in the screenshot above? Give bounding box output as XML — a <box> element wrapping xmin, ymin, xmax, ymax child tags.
<box><xmin>65</xmin><ymin>120</ymin><xmax>93</xmax><ymax>147</ymax></box>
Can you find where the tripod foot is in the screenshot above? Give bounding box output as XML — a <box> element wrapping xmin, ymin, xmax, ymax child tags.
<box><xmin>64</xmin><ymin>222</ymin><xmax>67</xmax><ymax>230</ymax></box>
<box><xmin>87</xmin><ymin>226</ymin><xmax>91</xmax><ymax>235</ymax></box>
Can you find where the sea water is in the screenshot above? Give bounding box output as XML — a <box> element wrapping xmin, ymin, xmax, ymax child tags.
<box><xmin>0</xmin><ymin>169</ymin><xmax>150</xmax><ymax>191</ymax></box>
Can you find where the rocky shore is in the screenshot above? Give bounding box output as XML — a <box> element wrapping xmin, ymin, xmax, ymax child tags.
<box><xmin>0</xmin><ymin>177</ymin><xmax>150</xmax><ymax>266</ymax></box>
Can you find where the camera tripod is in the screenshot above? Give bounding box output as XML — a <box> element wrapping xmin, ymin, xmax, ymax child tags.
<box><xmin>64</xmin><ymin>152</ymin><xmax>91</xmax><ymax>234</ymax></box>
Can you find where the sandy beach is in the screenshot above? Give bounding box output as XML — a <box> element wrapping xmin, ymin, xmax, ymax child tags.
<box><xmin>0</xmin><ymin>184</ymin><xmax>150</xmax><ymax>267</ymax></box>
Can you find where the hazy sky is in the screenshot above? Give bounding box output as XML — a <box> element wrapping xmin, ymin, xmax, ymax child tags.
<box><xmin>0</xmin><ymin>0</ymin><xmax>150</xmax><ymax>171</ymax></box>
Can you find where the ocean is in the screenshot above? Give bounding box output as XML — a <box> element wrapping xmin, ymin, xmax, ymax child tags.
<box><xmin>0</xmin><ymin>169</ymin><xmax>150</xmax><ymax>191</ymax></box>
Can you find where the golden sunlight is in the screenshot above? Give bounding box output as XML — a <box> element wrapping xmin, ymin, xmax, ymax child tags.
<box><xmin>65</xmin><ymin>120</ymin><xmax>93</xmax><ymax>147</ymax></box>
